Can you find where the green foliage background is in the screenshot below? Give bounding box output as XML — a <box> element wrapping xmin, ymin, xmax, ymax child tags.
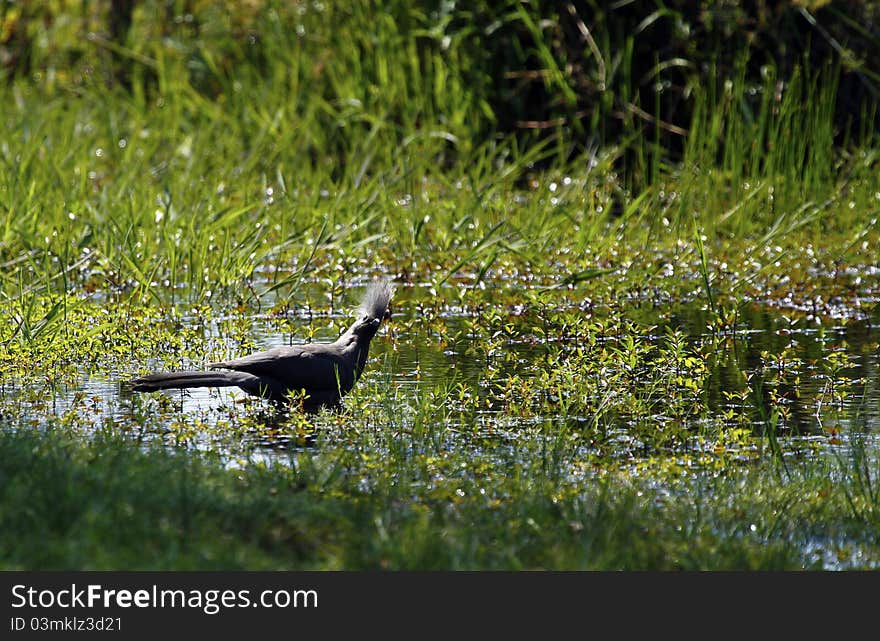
<box><xmin>3</xmin><ymin>1</ymin><xmax>879</xmax><ymax>176</ymax></box>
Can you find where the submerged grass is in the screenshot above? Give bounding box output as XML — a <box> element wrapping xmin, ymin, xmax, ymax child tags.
<box><xmin>0</xmin><ymin>294</ymin><xmax>878</xmax><ymax>569</ymax></box>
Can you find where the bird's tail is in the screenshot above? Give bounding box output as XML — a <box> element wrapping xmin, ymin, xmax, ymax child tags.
<box><xmin>131</xmin><ymin>370</ymin><xmax>240</xmax><ymax>392</ymax></box>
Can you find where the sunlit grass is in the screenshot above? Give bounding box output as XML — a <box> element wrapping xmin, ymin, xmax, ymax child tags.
<box><xmin>0</xmin><ymin>1</ymin><xmax>879</xmax><ymax>570</ymax></box>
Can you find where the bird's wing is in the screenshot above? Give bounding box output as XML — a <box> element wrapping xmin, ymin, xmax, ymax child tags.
<box><xmin>208</xmin><ymin>345</ymin><xmax>350</xmax><ymax>391</ymax></box>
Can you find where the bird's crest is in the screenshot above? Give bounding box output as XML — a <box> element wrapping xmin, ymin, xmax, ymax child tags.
<box><xmin>358</xmin><ymin>278</ymin><xmax>393</xmax><ymax>320</ymax></box>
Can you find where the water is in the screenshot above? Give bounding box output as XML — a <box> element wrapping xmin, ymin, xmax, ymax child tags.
<box><xmin>8</xmin><ymin>294</ymin><xmax>877</xmax><ymax>458</ymax></box>
<box><xmin>3</xmin><ymin>285</ymin><xmax>879</xmax><ymax>568</ymax></box>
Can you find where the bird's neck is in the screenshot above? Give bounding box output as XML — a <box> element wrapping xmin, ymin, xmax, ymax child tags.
<box><xmin>336</xmin><ymin>330</ymin><xmax>371</xmax><ymax>375</ymax></box>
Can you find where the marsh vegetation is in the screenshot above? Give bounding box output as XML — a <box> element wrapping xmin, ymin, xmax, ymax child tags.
<box><xmin>1</xmin><ymin>1</ymin><xmax>878</xmax><ymax>569</ymax></box>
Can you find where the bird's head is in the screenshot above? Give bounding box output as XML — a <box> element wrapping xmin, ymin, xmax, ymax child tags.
<box><xmin>350</xmin><ymin>278</ymin><xmax>393</xmax><ymax>339</ymax></box>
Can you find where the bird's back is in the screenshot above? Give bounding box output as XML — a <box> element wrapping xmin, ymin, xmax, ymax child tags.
<box><xmin>209</xmin><ymin>343</ymin><xmax>355</xmax><ymax>392</ymax></box>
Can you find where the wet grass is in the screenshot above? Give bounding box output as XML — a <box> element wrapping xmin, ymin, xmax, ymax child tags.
<box><xmin>1</xmin><ymin>292</ymin><xmax>879</xmax><ymax>569</ymax></box>
<box><xmin>1</xmin><ymin>420</ymin><xmax>878</xmax><ymax>570</ymax></box>
<box><xmin>1</xmin><ymin>5</ymin><xmax>880</xmax><ymax>570</ymax></box>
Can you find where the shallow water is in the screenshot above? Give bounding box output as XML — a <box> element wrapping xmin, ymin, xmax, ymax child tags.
<box><xmin>14</xmin><ymin>290</ymin><xmax>878</xmax><ymax>461</ymax></box>
<box><xmin>4</xmin><ymin>283</ymin><xmax>879</xmax><ymax>569</ymax></box>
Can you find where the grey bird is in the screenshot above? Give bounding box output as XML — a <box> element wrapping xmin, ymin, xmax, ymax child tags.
<box><xmin>131</xmin><ymin>279</ymin><xmax>393</xmax><ymax>411</ymax></box>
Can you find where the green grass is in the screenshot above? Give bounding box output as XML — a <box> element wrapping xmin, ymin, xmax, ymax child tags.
<box><xmin>0</xmin><ymin>2</ymin><xmax>879</xmax><ymax>570</ymax></box>
<box><xmin>1</xmin><ymin>423</ymin><xmax>877</xmax><ymax>570</ymax></box>
<box><xmin>1</xmin><ymin>5</ymin><xmax>877</xmax><ymax>312</ymax></box>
